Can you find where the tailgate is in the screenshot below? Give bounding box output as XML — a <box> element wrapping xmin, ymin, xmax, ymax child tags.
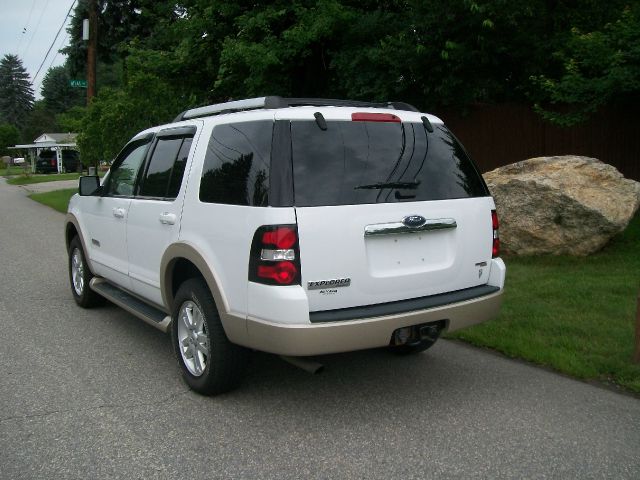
<box><xmin>297</xmin><ymin>197</ymin><xmax>495</xmax><ymax>312</ymax></box>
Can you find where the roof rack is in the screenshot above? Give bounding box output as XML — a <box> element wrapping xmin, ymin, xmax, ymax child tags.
<box><xmin>173</xmin><ymin>96</ymin><xmax>419</xmax><ymax>122</ymax></box>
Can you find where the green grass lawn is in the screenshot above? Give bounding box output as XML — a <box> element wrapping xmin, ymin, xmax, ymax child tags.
<box><xmin>3</xmin><ymin>166</ymin><xmax>30</xmax><ymax>176</ymax></box>
<box><xmin>449</xmin><ymin>213</ymin><xmax>640</xmax><ymax>394</ymax></box>
<box><xmin>28</xmin><ymin>188</ymin><xmax>77</xmax><ymax>213</ymax></box>
<box><xmin>7</xmin><ymin>172</ymin><xmax>80</xmax><ymax>185</ymax></box>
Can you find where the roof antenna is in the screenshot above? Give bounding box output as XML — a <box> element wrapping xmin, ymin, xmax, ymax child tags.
<box><xmin>421</xmin><ymin>115</ymin><xmax>434</xmax><ymax>133</ymax></box>
<box><xmin>314</xmin><ymin>112</ymin><xmax>327</xmax><ymax>130</ymax></box>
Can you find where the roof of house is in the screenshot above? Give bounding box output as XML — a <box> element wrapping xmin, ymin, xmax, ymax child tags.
<box><xmin>9</xmin><ymin>132</ymin><xmax>79</xmax><ymax>151</ymax></box>
<box><xmin>33</xmin><ymin>133</ymin><xmax>78</xmax><ymax>144</ymax></box>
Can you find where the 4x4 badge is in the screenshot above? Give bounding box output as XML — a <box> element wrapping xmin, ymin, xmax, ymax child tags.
<box><xmin>308</xmin><ymin>278</ymin><xmax>351</xmax><ymax>290</ymax></box>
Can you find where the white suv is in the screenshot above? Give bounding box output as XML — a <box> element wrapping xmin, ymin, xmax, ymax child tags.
<box><xmin>65</xmin><ymin>97</ymin><xmax>505</xmax><ymax>395</ymax></box>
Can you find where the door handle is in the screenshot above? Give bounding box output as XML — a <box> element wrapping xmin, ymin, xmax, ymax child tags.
<box><xmin>159</xmin><ymin>212</ymin><xmax>176</xmax><ymax>225</ymax></box>
<box><xmin>112</xmin><ymin>207</ymin><xmax>126</xmax><ymax>218</ymax></box>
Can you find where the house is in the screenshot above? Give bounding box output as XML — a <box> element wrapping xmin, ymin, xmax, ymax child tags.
<box><xmin>9</xmin><ymin>133</ymin><xmax>79</xmax><ymax>173</ymax></box>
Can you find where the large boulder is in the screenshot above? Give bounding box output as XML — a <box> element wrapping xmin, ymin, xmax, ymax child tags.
<box><xmin>483</xmin><ymin>156</ymin><xmax>640</xmax><ymax>255</ymax></box>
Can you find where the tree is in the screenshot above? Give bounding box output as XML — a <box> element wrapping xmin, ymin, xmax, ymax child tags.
<box><xmin>213</xmin><ymin>0</ymin><xmax>358</xmax><ymax>100</ymax></box>
<box><xmin>77</xmin><ymin>71</ymin><xmax>184</xmax><ymax>166</ymax></box>
<box><xmin>0</xmin><ymin>54</ymin><xmax>35</xmax><ymax>129</ymax></box>
<box><xmin>63</xmin><ymin>0</ymin><xmax>183</xmax><ymax>77</ymax></box>
<box><xmin>60</xmin><ymin>0</ymin><xmax>640</xmax><ymax>153</ymax></box>
<box><xmin>207</xmin><ymin>0</ymin><xmax>562</xmax><ymax>109</ymax></box>
<box><xmin>41</xmin><ymin>66</ymin><xmax>85</xmax><ymax>114</ymax></box>
<box><xmin>119</xmin><ymin>0</ymin><xmax>239</xmax><ymax>105</ymax></box>
<box><xmin>57</xmin><ymin>106</ymin><xmax>87</xmax><ymax>134</ymax></box>
<box><xmin>532</xmin><ymin>4</ymin><xmax>640</xmax><ymax>125</ymax></box>
<box><xmin>21</xmin><ymin>101</ymin><xmax>59</xmax><ymax>145</ymax></box>
<box><xmin>0</xmin><ymin>123</ymin><xmax>20</xmax><ymax>157</ymax></box>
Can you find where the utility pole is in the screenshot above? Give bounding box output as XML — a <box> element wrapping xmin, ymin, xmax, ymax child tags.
<box><xmin>86</xmin><ymin>0</ymin><xmax>98</xmax><ymax>174</ymax></box>
<box><xmin>87</xmin><ymin>0</ymin><xmax>97</xmax><ymax>104</ymax></box>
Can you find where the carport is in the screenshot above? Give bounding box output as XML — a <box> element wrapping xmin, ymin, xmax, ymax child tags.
<box><xmin>9</xmin><ymin>133</ymin><xmax>78</xmax><ymax>174</ymax></box>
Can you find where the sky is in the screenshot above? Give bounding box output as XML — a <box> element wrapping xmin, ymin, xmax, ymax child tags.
<box><xmin>0</xmin><ymin>0</ymin><xmax>77</xmax><ymax>98</ymax></box>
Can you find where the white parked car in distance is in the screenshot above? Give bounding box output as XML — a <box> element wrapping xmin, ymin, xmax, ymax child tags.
<box><xmin>65</xmin><ymin>97</ymin><xmax>505</xmax><ymax>395</ymax></box>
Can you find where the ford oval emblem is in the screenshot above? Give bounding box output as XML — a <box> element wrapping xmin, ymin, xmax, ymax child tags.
<box><xmin>403</xmin><ymin>215</ymin><xmax>426</xmax><ymax>228</ymax></box>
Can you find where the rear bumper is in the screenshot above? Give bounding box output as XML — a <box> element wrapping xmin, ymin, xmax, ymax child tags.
<box><xmin>241</xmin><ymin>288</ymin><xmax>503</xmax><ymax>356</ymax></box>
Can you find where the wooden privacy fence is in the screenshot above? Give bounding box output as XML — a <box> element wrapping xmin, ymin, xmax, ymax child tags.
<box><xmin>436</xmin><ymin>104</ymin><xmax>640</xmax><ymax>181</ymax></box>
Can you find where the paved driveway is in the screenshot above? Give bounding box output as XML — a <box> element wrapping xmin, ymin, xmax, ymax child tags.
<box><xmin>1</xmin><ymin>179</ymin><xmax>639</xmax><ymax>479</ymax></box>
<box><xmin>18</xmin><ymin>178</ymin><xmax>79</xmax><ymax>193</ymax></box>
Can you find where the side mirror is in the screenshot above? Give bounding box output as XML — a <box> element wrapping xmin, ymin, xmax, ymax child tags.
<box><xmin>79</xmin><ymin>175</ymin><xmax>100</xmax><ymax>196</ymax></box>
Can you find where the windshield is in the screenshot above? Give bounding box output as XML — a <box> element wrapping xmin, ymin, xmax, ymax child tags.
<box><xmin>291</xmin><ymin>120</ymin><xmax>488</xmax><ymax>207</ymax></box>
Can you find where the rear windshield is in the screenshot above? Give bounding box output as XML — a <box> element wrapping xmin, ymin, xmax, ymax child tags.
<box><xmin>291</xmin><ymin>121</ymin><xmax>488</xmax><ymax>207</ymax></box>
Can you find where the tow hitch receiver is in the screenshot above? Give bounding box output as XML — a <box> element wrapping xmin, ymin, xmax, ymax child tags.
<box><xmin>392</xmin><ymin>322</ymin><xmax>443</xmax><ymax>346</ymax></box>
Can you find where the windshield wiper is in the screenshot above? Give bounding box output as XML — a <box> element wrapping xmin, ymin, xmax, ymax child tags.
<box><xmin>354</xmin><ymin>181</ymin><xmax>420</xmax><ymax>190</ymax></box>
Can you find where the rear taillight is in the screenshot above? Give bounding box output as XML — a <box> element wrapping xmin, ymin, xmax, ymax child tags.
<box><xmin>491</xmin><ymin>209</ymin><xmax>500</xmax><ymax>258</ymax></box>
<box><xmin>249</xmin><ymin>225</ymin><xmax>301</xmax><ymax>285</ymax></box>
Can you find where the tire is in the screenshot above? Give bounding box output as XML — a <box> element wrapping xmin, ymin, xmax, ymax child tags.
<box><xmin>68</xmin><ymin>236</ymin><xmax>102</xmax><ymax>308</ymax></box>
<box><xmin>171</xmin><ymin>278</ymin><xmax>248</xmax><ymax>395</ymax></box>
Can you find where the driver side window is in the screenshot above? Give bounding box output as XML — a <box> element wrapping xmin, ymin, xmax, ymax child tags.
<box><xmin>104</xmin><ymin>140</ymin><xmax>150</xmax><ymax>197</ymax></box>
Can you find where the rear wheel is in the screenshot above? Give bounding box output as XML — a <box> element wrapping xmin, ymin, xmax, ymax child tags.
<box><xmin>68</xmin><ymin>236</ymin><xmax>102</xmax><ymax>308</ymax></box>
<box><xmin>171</xmin><ymin>278</ymin><xmax>248</xmax><ymax>395</ymax></box>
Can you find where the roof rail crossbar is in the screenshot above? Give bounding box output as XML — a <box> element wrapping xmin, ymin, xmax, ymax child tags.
<box><xmin>174</xmin><ymin>97</ymin><xmax>269</xmax><ymax>122</ymax></box>
<box><xmin>267</xmin><ymin>97</ymin><xmax>419</xmax><ymax>112</ymax></box>
<box><xmin>173</xmin><ymin>96</ymin><xmax>419</xmax><ymax>122</ymax></box>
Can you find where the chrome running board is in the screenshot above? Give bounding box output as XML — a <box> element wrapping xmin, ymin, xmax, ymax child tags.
<box><xmin>89</xmin><ymin>278</ymin><xmax>171</xmax><ymax>333</ymax></box>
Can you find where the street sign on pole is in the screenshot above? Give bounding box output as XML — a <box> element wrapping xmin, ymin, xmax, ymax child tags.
<box><xmin>70</xmin><ymin>79</ymin><xmax>88</xmax><ymax>88</ymax></box>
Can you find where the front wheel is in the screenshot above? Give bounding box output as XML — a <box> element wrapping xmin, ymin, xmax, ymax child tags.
<box><xmin>68</xmin><ymin>236</ymin><xmax>102</xmax><ymax>308</ymax></box>
<box><xmin>171</xmin><ymin>278</ymin><xmax>248</xmax><ymax>395</ymax></box>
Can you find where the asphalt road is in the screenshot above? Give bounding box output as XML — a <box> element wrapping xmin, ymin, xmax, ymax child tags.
<box><xmin>1</xmin><ymin>178</ymin><xmax>639</xmax><ymax>479</ymax></box>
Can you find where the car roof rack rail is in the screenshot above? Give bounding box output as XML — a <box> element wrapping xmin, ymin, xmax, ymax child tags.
<box><xmin>173</xmin><ymin>96</ymin><xmax>419</xmax><ymax>122</ymax></box>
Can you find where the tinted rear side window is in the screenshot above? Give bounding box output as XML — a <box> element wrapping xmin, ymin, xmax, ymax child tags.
<box><xmin>139</xmin><ymin>133</ymin><xmax>193</xmax><ymax>199</ymax></box>
<box><xmin>291</xmin><ymin>121</ymin><xmax>487</xmax><ymax>207</ymax></box>
<box><xmin>139</xmin><ymin>137</ymin><xmax>183</xmax><ymax>198</ymax></box>
<box><xmin>199</xmin><ymin>121</ymin><xmax>272</xmax><ymax>206</ymax></box>
<box><xmin>167</xmin><ymin>137</ymin><xmax>192</xmax><ymax>198</ymax></box>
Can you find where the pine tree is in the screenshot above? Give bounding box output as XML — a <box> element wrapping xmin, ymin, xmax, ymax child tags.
<box><xmin>0</xmin><ymin>54</ymin><xmax>35</xmax><ymax>129</ymax></box>
<box><xmin>41</xmin><ymin>65</ymin><xmax>84</xmax><ymax>114</ymax></box>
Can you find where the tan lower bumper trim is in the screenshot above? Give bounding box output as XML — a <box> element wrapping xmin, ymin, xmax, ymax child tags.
<box><xmin>238</xmin><ymin>290</ymin><xmax>503</xmax><ymax>356</ymax></box>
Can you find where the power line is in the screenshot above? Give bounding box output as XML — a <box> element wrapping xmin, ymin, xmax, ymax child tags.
<box><xmin>34</xmin><ymin>33</ymin><xmax>69</xmax><ymax>97</ymax></box>
<box><xmin>48</xmin><ymin>34</ymin><xmax>68</xmax><ymax>71</ymax></box>
<box><xmin>16</xmin><ymin>0</ymin><xmax>38</xmax><ymax>52</ymax></box>
<box><xmin>32</xmin><ymin>0</ymin><xmax>76</xmax><ymax>85</ymax></box>
<box><xmin>22</xmin><ymin>0</ymin><xmax>52</xmax><ymax>59</ymax></box>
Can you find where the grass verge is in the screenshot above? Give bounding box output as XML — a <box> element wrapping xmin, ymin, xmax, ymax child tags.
<box><xmin>3</xmin><ymin>166</ymin><xmax>31</xmax><ymax>176</ymax></box>
<box><xmin>7</xmin><ymin>172</ymin><xmax>80</xmax><ymax>185</ymax></box>
<box><xmin>449</xmin><ymin>213</ymin><xmax>640</xmax><ymax>394</ymax></box>
<box><xmin>28</xmin><ymin>188</ymin><xmax>77</xmax><ymax>214</ymax></box>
